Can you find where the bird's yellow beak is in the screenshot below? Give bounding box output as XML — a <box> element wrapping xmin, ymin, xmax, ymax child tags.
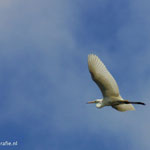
<box><xmin>87</xmin><ymin>100</ymin><xmax>96</xmax><ymax>104</ymax></box>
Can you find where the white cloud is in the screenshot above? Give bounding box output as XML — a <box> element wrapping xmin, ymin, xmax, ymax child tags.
<box><xmin>0</xmin><ymin>0</ymin><xmax>150</xmax><ymax>150</ymax></box>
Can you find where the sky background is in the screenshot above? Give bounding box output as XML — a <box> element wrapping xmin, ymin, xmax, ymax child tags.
<box><xmin>0</xmin><ymin>0</ymin><xmax>150</xmax><ymax>150</ymax></box>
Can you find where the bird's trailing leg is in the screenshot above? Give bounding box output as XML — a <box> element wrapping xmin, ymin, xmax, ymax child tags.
<box><xmin>112</xmin><ymin>100</ymin><xmax>146</xmax><ymax>106</ymax></box>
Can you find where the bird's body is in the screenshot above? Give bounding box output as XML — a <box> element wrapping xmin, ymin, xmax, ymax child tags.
<box><xmin>87</xmin><ymin>54</ymin><xmax>145</xmax><ymax>112</ymax></box>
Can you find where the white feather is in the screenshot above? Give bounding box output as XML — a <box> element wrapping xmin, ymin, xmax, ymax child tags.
<box><xmin>88</xmin><ymin>54</ymin><xmax>135</xmax><ymax>112</ymax></box>
<box><xmin>112</xmin><ymin>104</ymin><xmax>135</xmax><ymax>112</ymax></box>
<box><xmin>88</xmin><ymin>54</ymin><xmax>119</xmax><ymax>97</ymax></box>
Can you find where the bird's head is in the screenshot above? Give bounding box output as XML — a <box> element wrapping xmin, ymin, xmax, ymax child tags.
<box><xmin>87</xmin><ymin>99</ymin><xmax>103</xmax><ymax>108</ymax></box>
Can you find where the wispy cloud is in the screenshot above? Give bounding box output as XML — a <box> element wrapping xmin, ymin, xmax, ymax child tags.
<box><xmin>0</xmin><ymin>0</ymin><xmax>150</xmax><ymax>150</ymax></box>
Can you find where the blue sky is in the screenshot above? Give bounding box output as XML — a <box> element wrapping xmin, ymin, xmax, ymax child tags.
<box><xmin>0</xmin><ymin>0</ymin><xmax>150</xmax><ymax>150</ymax></box>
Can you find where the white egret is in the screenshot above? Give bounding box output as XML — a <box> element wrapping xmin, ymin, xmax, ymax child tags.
<box><xmin>87</xmin><ymin>54</ymin><xmax>145</xmax><ymax>112</ymax></box>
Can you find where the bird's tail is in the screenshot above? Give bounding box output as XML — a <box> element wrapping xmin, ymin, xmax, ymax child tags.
<box><xmin>118</xmin><ymin>100</ymin><xmax>146</xmax><ymax>105</ymax></box>
<box><xmin>112</xmin><ymin>100</ymin><xmax>145</xmax><ymax>112</ymax></box>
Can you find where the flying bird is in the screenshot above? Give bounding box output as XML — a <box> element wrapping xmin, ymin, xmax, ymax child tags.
<box><xmin>87</xmin><ymin>54</ymin><xmax>145</xmax><ymax>112</ymax></box>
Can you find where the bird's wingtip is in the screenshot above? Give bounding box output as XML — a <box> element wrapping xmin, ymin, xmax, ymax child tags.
<box><xmin>88</xmin><ymin>53</ymin><xmax>97</xmax><ymax>58</ymax></box>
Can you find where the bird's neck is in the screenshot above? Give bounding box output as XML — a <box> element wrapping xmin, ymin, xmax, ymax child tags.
<box><xmin>96</xmin><ymin>99</ymin><xmax>104</xmax><ymax>108</ymax></box>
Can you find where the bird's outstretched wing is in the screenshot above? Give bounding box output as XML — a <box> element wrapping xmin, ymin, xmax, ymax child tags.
<box><xmin>88</xmin><ymin>54</ymin><xmax>120</xmax><ymax>97</ymax></box>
